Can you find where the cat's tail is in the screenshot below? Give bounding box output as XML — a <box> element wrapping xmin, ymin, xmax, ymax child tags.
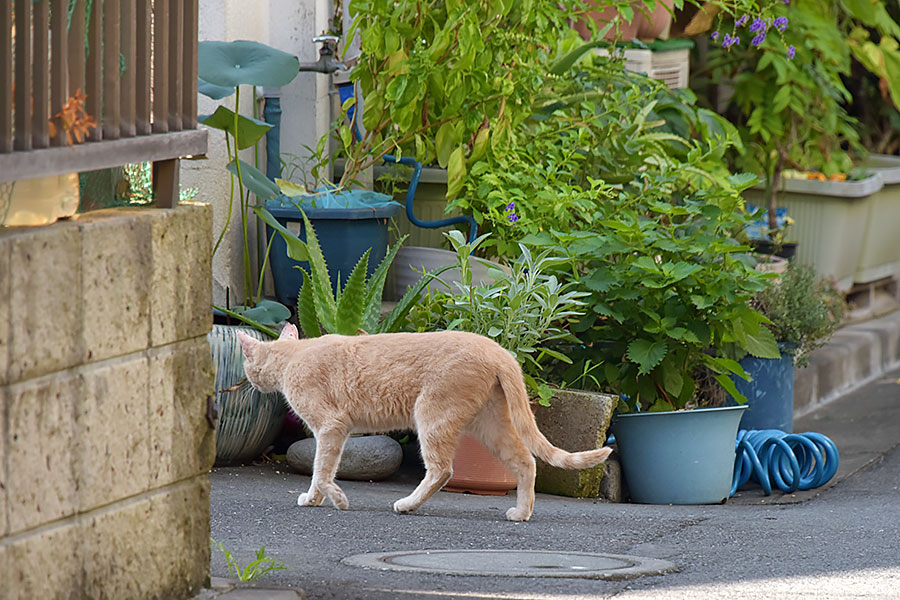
<box><xmin>497</xmin><ymin>367</ymin><xmax>613</xmax><ymax>470</ymax></box>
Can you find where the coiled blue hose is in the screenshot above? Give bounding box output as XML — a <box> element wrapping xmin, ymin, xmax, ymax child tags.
<box><xmin>731</xmin><ymin>429</ymin><xmax>839</xmax><ymax>497</ymax></box>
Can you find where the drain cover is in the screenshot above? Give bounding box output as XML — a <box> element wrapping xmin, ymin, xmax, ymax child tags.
<box><xmin>342</xmin><ymin>550</ymin><xmax>676</xmax><ymax>580</ymax></box>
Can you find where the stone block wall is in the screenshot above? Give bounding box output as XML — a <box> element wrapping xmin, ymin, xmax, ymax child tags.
<box><xmin>0</xmin><ymin>204</ymin><xmax>215</xmax><ymax>599</ymax></box>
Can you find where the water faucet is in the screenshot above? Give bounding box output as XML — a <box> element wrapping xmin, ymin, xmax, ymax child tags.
<box><xmin>298</xmin><ymin>35</ymin><xmax>347</xmax><ymax>73</ymax></box>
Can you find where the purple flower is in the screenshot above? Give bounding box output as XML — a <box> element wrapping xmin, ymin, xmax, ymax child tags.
<box><xmin>506</xmin><ymin>202</ymin><xmax>515</xmax><ymax>212</ymax></box>
<box><xmin>787</xmin><ymin>44</ymin><xmax>796</xmax><ymax>60</ymax></box>
<box><xmin>507</xmin><ymin>213</ymin><xmax>519</xmax><ymax>223</ymax></box>
<box><xmin>749</xmin><ymin>18</ymin><xmax>767</xmax><ymax>33</ymax></box>
<box><xmin>751</xmin><ymin>32</ymin><xmax>767</xmax><ymax>47</ymax></box>
<box><xmin>711</xmin><ymin>31</ymin><xmax>719</xmax><ymax>41</ymax></box>
<box><xmin>784</xmin><ymin>0</ymin><xmax>790</xmax><ymax>4</ymax></box>
<box><xmin>773</xmin><ymin>17</ymin><xmax>788</xmax><ymax>32</ymax></box>
<box><xmin>736</xmin><ymin>15</ymin><xmax>749</xmax><ymax>27</ymax></box>
<box><xmin>727</xmin><ymin>34</ymin><xmax>740</xmax><ymax>48</ymax></box>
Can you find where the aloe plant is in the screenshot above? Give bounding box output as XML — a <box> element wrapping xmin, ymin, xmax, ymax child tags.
<box><xmin>254</xmin><ymin>206</ymin><xmax>448</xmax><ymax>337</ymax></box>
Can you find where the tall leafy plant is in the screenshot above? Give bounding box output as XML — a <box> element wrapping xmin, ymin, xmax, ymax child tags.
<box><xmin>198</xmin><ymin>40</ymin><xmax>300</xmax><ymax>325</ymax></box>
<box><xmin>326</xmin><ymin>0</ymin><xmax>584</xmax><ymax>195</ymax></box>
<box><xmin>703</xmin><ymin>0</ymin><xmax>863</xmax><ymax>231</ymax></box>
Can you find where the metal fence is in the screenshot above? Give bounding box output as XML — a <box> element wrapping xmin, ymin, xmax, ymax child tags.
<box><xmin>0</xmin><ymin>0</ymin><xmax>207</xmax><ymax>207</ymax></box>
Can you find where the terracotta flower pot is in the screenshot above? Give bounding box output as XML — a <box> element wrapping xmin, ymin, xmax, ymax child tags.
<box><xmin>574</xmin><ymin>0</ymin><xmax>675</xmax><ymax>41</ymax></box>
<box><xmin>444</xmin><ymin>434</ymin><xmax>517</xmax><ymax>495</ymax></box>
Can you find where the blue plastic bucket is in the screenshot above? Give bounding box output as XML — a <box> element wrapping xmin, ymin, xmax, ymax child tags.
<box><xmin>265</xmin><ymin>203</ymin><xmax>402</xmax><ymax>309</ymax></box>
<box><xmin>611</xmin><ymin>405</ymin><xmax>746</xmax><ymax>504</ymax></box>
<box><xmin>732</xmin><ymin>352</ymin><xmax>794</xmax><ymax>433</ymax></box>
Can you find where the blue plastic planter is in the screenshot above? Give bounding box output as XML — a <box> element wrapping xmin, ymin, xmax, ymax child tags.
<box><xmin>265</xmin><ymin>203</ymin><xmax>403</xmax><ymax>309</ymax></box>
<box><xmin>731</xmin><ymin>350</ymin><xmax>794</xmax><ymax>433</ymax></box>
<box><xmin>611</xmin><ymin>405</ymin><xmax>746</xmax><ymax>504</ymax></box>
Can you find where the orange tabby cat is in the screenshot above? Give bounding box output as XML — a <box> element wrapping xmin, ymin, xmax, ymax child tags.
<box><xmin>236</xmin><ymin>323</ymin><xmax>612</xmax><ymax>521</ymax></box>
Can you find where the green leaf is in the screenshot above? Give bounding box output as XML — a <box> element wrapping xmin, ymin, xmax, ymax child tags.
<box><xmin>361</xmin><ymin>235</ymin><xmax>409</xmax><ymax>333</ymax></box>
<box><xmin>200</xmin><ymin>106</ymin><xmax>273</xmax><ymax>149</ymax></box>
<box><xmin>549</xmin><ymin>38</ymin><xmax>608</xmax><ymax>75</ymax></box>
<box><xmin>300</xmin><ymin>211</ymin><xmax>337</xmax><ymax>333</ymax></box>
<box><xmin>336</xmin><ymin>250</ymin><xmax>370</xmax><ymax>334</ymax></box>
<box><xmin>435</xmin><ymin>122</ymin><xmax>456</xmax><ymax>168</ymax></box>
<box><xmin>446</xmin><ymin>145</ymin><xmax>467</xmax><ymax>199</ymax></box>
<box><xmin>239</xmin><ymin>299</ymin><xmax>290</xmax><ymax>325</ymax></box>
<box><xmin>880</xmin><ymin>44</ymin><xmax>900</xmax><ymax>111</ymax></box>
<box><xmin>626</xmin><ymin>339</ymin><xmax>668</xmax><ymax>375</ymax></box>
<box><xmin>741</xmin><ymin>324</ymin><xmax>780</xmax><ymax>359</ymax></box>
<box><xmin>226</xmin><ymin>160</ymin><xmax>280</xmax><ymax>201</ymax></box>
<box><xmin>296</xmin><ymin>271</ymin><xmax>322</xmax><ymax>338</ymax></box>
<box><xmin>199</xmin><ymin>40</ymin><xmax>300</xmax><ymax>88</ymax></box>
<box><xmin>713</xmin><ymin>373</ymin><xmax>746</xmax><ymax>405</ymax></box>
<box><xmin>661</xmin><ymin>366</ymin><xmax>683</xmax><ymax>398</ymax></box>
<box><xmin>252</xmin><ymin>207</ymin><xmax>310</xmax><ymax>262</ymax></box>
<box><xmin>198</xmin><ymin>77</ymin><xmax>234</xmax><ymax>100</ymax></box>
<box><xmin>379</xmin><ymin>265</ymin><xmax>455</xmax><ymax>333</ymax></box>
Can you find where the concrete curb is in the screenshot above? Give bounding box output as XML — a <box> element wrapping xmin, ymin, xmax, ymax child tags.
<box><xmin>794</xmin><ymin>308</ymin><xmax>900</xmax><ymax>418</ymax></box>
<box><xmin>192</xmin><ymin>578</ymin><xmax>305</xmax><ymax>600</ymax></box>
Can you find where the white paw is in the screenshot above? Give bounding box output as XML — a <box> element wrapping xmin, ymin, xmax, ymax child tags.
<box><xmin>506</xmin><ymin>507</ymin><xmax>531</xmax><ymax>522</ymax></box>
<box><xmin>393</xmin><ymin>496</ymin><xmax>419</xmax><ymax>514</ymax></box>
<box><xmin>297</xmin><ymin>493</ymin><xmax>318</xmax><ymax>507</ymax></box>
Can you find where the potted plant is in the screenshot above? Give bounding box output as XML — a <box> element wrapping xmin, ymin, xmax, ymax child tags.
<box><xmin>407</xmin><ymin>230</ymin><xmax>593</xmax><ymax>495</ymax></box>
<box><xmin>702</xmin><ymin>0</ymin><xmax>881</xmax><ymax>291</ymax></box>
<box><xmin>731</xmin><ymin>262</ymin><xmax>846</xmax><ymax>433</ymax></box>
<box><xmin>197</xmin><ymin>39</ymin><xmax>302</xmax><ymax>463</ymax></box>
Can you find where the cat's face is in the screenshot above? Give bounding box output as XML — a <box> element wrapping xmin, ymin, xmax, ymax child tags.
<box><xmin>236</xmin><ymin>323</ymin><xmax>299</xmax><ymax>392</ymax></box>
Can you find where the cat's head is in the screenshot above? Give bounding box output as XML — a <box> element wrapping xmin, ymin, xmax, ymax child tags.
<box><xmin>235</xmin><ymin>323</ymin><xmax>299</xmax><ymax>392</ymax></box>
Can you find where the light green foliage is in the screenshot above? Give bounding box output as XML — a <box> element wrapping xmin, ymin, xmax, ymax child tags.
<box><xmin>413</xmin><ymin>231</ymin><xmax>588</xmax><ymax>405</ymax></box>
<box><xmin>255</xmin><ymin>207</ymin><xmax>445</xmax><ymax>337</ymax></box>
<box><xmin>752</xmin><ymin>262</ymin><xmax>846</xmax><ymax>367</ymax></box>
<box><xmin>325</xmin><ymin>0</ymin><xmax>581</xmax><ymax>192</ymax></box>
<box><xmin>211</xmin><ymin>538</ymin><xmax>285</xmax><ymax>582</ymax></box>
<box><xmin>450</xmin><ymin>52</ymin><xmax>742</xmax><ymax>258</ymax></box>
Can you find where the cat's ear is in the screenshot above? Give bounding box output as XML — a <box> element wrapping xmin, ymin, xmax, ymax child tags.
<box><xmin>235</xmin><ymin>331</ymin><xmax>259</xmax><ymax>356</ymax></box>
<box><xmin>279</xmin><ymin>323</ymin><xmax>299</xmax><ymax>340</ymax></box>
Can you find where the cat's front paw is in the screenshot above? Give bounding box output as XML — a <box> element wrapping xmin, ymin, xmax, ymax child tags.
<box><xmin>330</xmin><ymin>490</ymin><xmax>349</xmax><ymax>510</ymax></box>
<box><xmin>297</xmin><ymin>492</ymin><xmax>322</xmax><ymax>507</ymax></box>
<box><xmin>505</xmin><ymin>506</ymin><xmax>532</xmax><ymax>522</ymax></box>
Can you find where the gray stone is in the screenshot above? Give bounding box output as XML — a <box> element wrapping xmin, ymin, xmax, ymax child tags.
<box><xmin>599</xmin><ymin>456</ymin><xmax>623</xmax><ymax>503</ymax></box>
<box><xmin>287</xmin><ymin>435</ymin><xmax>402</xmax><ymax>481</ymax></box>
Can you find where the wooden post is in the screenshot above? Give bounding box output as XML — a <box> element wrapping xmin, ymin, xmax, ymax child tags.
<box><xmin>152</xmin><ymin>158</ymin><xmax>180</xmax><ymax>208</ymax></box>
<box><xmin>152</xmin><ymin>0</ymin><xmax>170</xmax><ymax>133</ymax></box>
<box><xmin>85</xmin><ymin>0</ymin><xmax>102</xmax><ymax>141</ymax></box>
<box><xmin>0</xmin><ymin>2</ymin><xmax>12</xmax><ymax>152</ymax></box>
<box><xmin>135</xmin><ymin>0</ymin><xmax>151</xmax><ymax>134</ymax></box>
<box><xmin>120</xmin><ymin>0</ymin><xmax>136</xmax><ymax>138</ymax></box>
<box><xmin>183</xmin><ymin>0</ymin><xmax>199</xmax><ymax>129</ymax></box>
<box><xmin>31</xmin><ymin>0</ymin><xmax>49</xmax><ymax>148</ymax></box>
<box><xmin>13</xmin><ymin>0</ymin><xmax>32</xmax><ymax>150</ymax></box>
<box><xmin>50</xmin><ymin>0</ymin><xmax>68</xmax><ymax>147</ymax></box>
<box><xmin>102</xmin><ymin>0</ymin><xmax>120</xmax><ymax>140</ymax></box>
<box><xmin>167</xmin><ymin>0</ymin><xmax>183</xmax><ymax>131</ymax></box>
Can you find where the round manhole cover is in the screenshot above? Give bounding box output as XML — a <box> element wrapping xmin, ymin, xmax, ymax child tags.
<box><xmin>342</xmin><ymin>550</ymin><xmax>676</xmax><ymax>580</ymax></box>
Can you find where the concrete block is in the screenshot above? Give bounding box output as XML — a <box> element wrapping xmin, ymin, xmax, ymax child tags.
<box><xmin>77</xmin><ymin>355</ymin><xmax>152</xmax><ymax>512</ymax></box>
<box><xmin>83</xmin><ymin>477</ymin><xmax>210</xmax><ymax>599</ymax></box>
<box><xmin>149</xmin><ymin>338</ymin><xmax>216</xmax><ymax>487</ymax></box>
<box><xmin>78</xmin><ymin>209</ymin><xmax>152</xmax><ymax>363</ymax></box>
<box><xmin>6</xmin><ymin>372</ymin><xmax>80</xmax><ymax>533</ymax></box>
<box><xmin>0</xmin><ymin>229</ymin><xmax>10</xmax><ymax>386</ymax></box>
<box><xmin>1</xmin><ymin>389</ymin><xmax>7</xmax><ymax>536</ymax></box>
<box><xmin>149</xmin><ymin>204</ymin><xmax>213</xmax><ymax>347</ymax></box>
<box><xmin>7</xmin><ymin>220</ymin><xmax>84</xmax><ymax>383</ymax></box>
<box><xmin>6</xmin><ymin>519</ymin><xmax>83</xmax><ymax>599</ymax></box>
<box><xmin>533</xmin><ymin>389</ymin><xmax>616</xmax><ymax>498</ymax></box>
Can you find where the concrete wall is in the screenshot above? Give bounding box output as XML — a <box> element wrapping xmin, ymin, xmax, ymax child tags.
<box><xmin>0</xmin><ymin>205</ymin><xmax>216</xmax><ymax>599</ymax></box>
<box><xmin>186</xmin><ymin>0</ymin><xmax>333</xmax><ymax>306</ymax></box>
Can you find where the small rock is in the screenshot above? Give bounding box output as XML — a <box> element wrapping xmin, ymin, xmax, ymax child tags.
<box><xmin>599</xmin><ymin>456</ymin><xmax>623</xmax><ymax>503</ymax></box>
<box><xmin>286</xmin><ymin>435</ymin><xmax>403</xmax><ymax>481</ymax></box>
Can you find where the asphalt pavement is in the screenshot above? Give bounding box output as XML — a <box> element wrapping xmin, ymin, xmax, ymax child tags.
<box><xmin>204</xmin><ymin>361</ymin><xmax>900</xmax><ymax>600</ymax></box>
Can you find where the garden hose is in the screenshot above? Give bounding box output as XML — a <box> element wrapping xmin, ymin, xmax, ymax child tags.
<box><xmin>731</xmin><ymin>429</ymin><xmax>839</xmax><ymax>497</ymax></box>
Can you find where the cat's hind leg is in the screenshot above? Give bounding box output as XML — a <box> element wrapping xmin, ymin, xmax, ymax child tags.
<box><xmin>469</xmin><ymin>405</ymin><xmax>537</xmax><ymax>522</ymax></box>
<box><xmin>393</xmin><ymin>420</ymin><xmax>459</xmax><ymax>515</ymax></box>
<box><xmin>299</xmin><ymin>426</ymin><xmax>351</xmax><ymax>510</ymax></box>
